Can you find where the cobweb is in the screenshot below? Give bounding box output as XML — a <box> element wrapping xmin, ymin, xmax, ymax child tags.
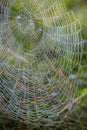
<box><xmin>0</xmin><ymin>0</ymin><xmax>83</xmax><ymax>126</ymax></box>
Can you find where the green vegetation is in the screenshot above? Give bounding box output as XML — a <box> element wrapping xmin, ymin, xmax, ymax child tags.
<box><xmin>0</xmin><ymin>0</ymin><xmax>87</xmax><ymax>130</ymax></box>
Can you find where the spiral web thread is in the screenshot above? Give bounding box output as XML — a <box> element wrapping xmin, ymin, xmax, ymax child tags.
<box><xmin>0</xmin><ymin>0</ymin><xmax>83</xmax><ymax>126</ymax></box>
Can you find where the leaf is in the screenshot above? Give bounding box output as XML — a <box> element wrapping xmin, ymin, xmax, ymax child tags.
<box><xmin>82</xmin><ymin>88</ymin><xmax>87</xmax><ymax>95</ymax></box>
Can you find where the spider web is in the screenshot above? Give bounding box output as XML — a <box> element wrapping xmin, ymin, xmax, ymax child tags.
<box><xmin>0</xmin><ymin>0</ymin><xmax>83</xmax><ymax>126</ymax></box>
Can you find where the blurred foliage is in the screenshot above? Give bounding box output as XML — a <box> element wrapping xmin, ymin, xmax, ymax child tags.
<box><xmin>0</xmin><ymin>0</ymin><xmax>87</xmax><ymax>130</ymax></box>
